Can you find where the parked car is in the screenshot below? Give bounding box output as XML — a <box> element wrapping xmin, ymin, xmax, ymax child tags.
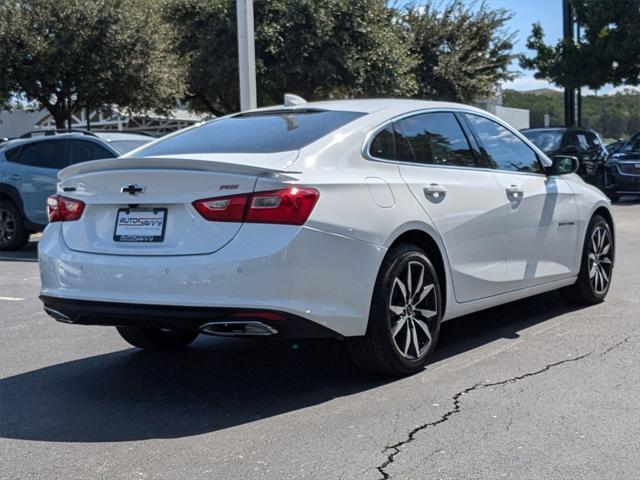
<box><xmin>603</xmin><ymin>131</ymin><xmax>640</xmax><ymax>201</ymax></box>
<box><xmin>39</xmin><ymin>99</ymin><xmax>614</xmax><ymax>376</ymax></box>
<box><xmin>520</xmin><ymin>127</ymin><xmax>608</xmax><ymax>187</ymax></box>
<box><xmin>605</xmin><ymin>139</ymin><xmax>626</xmax><ymax>157</ymax></box>
<box><xmin>0</xmin><ymin>130</ymin><xmax>153</xmax><ymax>250</ymax></box>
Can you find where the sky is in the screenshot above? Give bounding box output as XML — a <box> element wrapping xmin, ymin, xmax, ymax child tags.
<box><xmin>484</xmin><ymin>0</ymin><xmax>565</xmax><ymax>91</ymax></box>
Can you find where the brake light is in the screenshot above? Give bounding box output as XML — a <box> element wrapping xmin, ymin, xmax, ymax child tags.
<box><xmin>193</xmin><ymin>187</ymin><xmax>319</xmax><ymax>225</ymax></box>
<box><xmin>47</xmin><ymin>194</ymin><xmax>85</xmax><ymax>222</ymax></box>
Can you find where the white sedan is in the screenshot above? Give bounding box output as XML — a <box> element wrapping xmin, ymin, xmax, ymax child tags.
<box><xmin>38</xmin><ymin>99</ymin><xmax>614</xmax><ymax>375</ymax></box>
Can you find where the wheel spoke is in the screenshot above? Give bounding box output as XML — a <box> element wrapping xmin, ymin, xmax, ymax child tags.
<box><xmin>414</xmin><ymin>283</ymin><xmax>434</xmax><ymax>306</ymax></box>
<box><xmin>414</xmin><ymin>318</ymin><xmax>432</xmax><ymax>342</ymax></box>
<box><xmin>407</xmin><ymin>264</ymin><xmax>413</xmax><ymax>299</ymax></box>
<box><xmin>599</xmin><ymin>264</ymin><xmax>609</xmax><ymax>284</ymax></box>
<box><xmin>601</xmin><ymin>257</ymin><xmax>612</xmax><ymax>265</ymax></box>
<box><xmin>413</xmin><ymin>264</ymin><xmax>424</xmax><ymax>300</ymax></box>
<box><xmin>393</xmin><ymin>277</ymin><xmax>408</xmax><ymax>303</ymax></box>
<box><xmin>403</xmin><ymin>322</ymin><xmax>411</xmax><ymax>356</ymax></box>
<box><xmin>415</xmin><ymin>308</ymin><xmax>437</xmax><ymax>319</ymax></box>
<box><xmin>589</xmin><ymin>262</ymin><xmax>597</xmax><ymax>279</ymax></box>
<box><xmin>392</xmin><ymin>316</ymin><xmax>407</xmax><ymax>337</ymax></box>
<box><xmin>389</xmin><ymin>304</ymin><xmax>404</xmax><ymax>316</ymax></box>
<box><xmin>600</xmin><ymin>241</ymin><xmax>610</xmax><ymax>256</ymax></box>
<box><xmin>411</xmin><ymin>323</ymin><xmax>420</xmax><ymax>357</ymax></box>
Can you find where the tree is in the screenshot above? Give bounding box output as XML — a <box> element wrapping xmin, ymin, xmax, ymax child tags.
<box><xmin>166</xmin><ymin>0</ymin><xmax>418</xmax><ymax>116</ymax></box>
<box><xmin>400</xmin><ymin>1</ymin><xmax>516</xmax><ymax>103</ymax></box>
<box><xmin>519</xmin><ymin>0</ymin><xmax>640</xmax><ymax>90</ymax></box>
<box><xmin>0</xmin><ymin>0</ymin><xmax>186</xmax><ymax>129</ymax></box>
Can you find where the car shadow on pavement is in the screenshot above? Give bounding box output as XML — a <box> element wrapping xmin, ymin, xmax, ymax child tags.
<box><xmin>0</xmin><ymin>238</ymin><xmax>38</xmax><ymax>262</ymax></box>
<box><xmin>0</xmin><ymin>291</ymin><xmax>586</xmax><ymax>443</ymax></box>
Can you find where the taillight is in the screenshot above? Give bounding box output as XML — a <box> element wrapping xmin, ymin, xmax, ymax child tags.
<box><xmin>47</xmin><ymin>194</ymin><xmax>85</xmax><ymax>222</ymax></box>
<box><xmin>193</xmin><ymin>187</ymin><xmax>319</xmax><ymax>226</ymax></box>
<box><xmin>192</xmin><ymin>194</ymin><xmax>248</xmax><ymax>222</ymax></box>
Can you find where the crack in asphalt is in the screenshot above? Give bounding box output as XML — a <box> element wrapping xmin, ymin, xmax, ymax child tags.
<box><xmin>375</xmin><ymin>334</ymin><xmax>639</xmax><ymax>479</ymax></box>
<box><xmin>375</xmin><ymin>352</ymin><xmax>592</xmax><ymax>479</ymax></box>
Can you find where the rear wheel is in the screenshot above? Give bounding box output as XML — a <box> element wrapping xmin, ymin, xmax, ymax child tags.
<box><xmin>116</xmin><ymin>326</ymin><xmax>198</xmax><ymax>351</ymax></box>
<box><xmin>562</xmin><ymin>214</ymin><xmax>614</xmax><ymax>305</ymax></box>
<box><xmin>347</xmin><ymin>244</ymin><xmax>442</xmax><ymax>376</ymax></box>
<box><xmin>0</xmin><ymin>200</ymin><xmax>29</xmax><ymax>251</ymax></box>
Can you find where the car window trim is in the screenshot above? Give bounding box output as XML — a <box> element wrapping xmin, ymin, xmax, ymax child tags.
<box><xmin>69</xmin><ymin>139</ymin><xmax>117</xmax><ymax>163</ymax></box>
<box><xmin>362</xmin><ymin>107</ymin><xmax>550</xmax><ymax>177</ymax></box>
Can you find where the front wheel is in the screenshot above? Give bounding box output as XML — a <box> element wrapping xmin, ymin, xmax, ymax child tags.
<box><xmin>0</xmin><ymin>200</ymin><xmax>29</xmax><ymax>251</ymax></box>
<box><xmin>561</xmin><ymin>214</ymin><xmax>614</xmax><ymax>305</ymax></box>
<box><xmin>116</xmin><ymin>326</ymin><xmax>199</xmax><ymax>351</ymax></box>
<box><xmin>347</xmin><ymin>244</ymin><xmax>442</xmax><ymax>376</ymax></box>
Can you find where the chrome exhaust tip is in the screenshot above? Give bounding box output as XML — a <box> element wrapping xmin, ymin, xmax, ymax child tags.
<box><xmin>44</xmin><ymin>307</ymin><xmax>73</xmax><ymax>323</ymax></box>
<box><xmin>199</xmin><ymin>321</ymin><xmax>278</xmax><ymax>337</ymax></box>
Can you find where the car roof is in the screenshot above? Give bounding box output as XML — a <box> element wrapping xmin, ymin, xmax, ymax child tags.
<box><xmin>521</xmin><ymin>127</ymin><xmax>597</xmax><ymax>134</ymax></box>
<box><xmin>0</xmin><ymin>131</ymin><xmax>151</xmax><ymax>151</ymax></box>
<box><xmin>247</xmin><ymin>98</ymin><xmax>488</xmax><ymax>115</ymax></box>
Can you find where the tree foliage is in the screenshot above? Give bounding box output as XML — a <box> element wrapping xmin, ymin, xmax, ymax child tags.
<box><xmin>400</xmin><ymin>0</ymin><xmax>516</xmax><ymax>103</ymax></box>
<box><xmin>503</xmin><ymin>89</ymin><xmax>640</xmax><ymax>139</ymax></box>
<box><xmin>0</xmin><ymin>0</ymin><xmax>186</xmax><ymax>128</ymax></box>
<box><xmin>166</xmin><ymin>0</ymin><xmax>418</xmax><ymax>116</ymax></box>
<box><xmin>519</xmin><ymin>0</ymin><xmax>640</xmax><ymax>89</ymax></box>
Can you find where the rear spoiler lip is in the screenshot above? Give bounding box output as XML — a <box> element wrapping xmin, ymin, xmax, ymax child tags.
<box><xmin>58</xmin><ymin>152</ymin><xmax>302</xmax><ymax>180</ymax></box>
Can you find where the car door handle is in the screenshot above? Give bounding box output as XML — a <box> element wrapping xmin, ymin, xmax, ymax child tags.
<box><xmin>505</xmin><ymin>185</ymin><xmax>523</xmax><ymax>199</ymax></box>
<box><xmin>9</xmin><ymin>174</ymin><xmax>22</xmax><ymax>181</ymax></box>
<box><xmin>423</xmin><ymin>184</ymin><xmax>447</xmax><ymax>201</ymax></box>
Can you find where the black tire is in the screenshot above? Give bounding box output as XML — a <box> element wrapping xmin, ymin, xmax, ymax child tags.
<box><xmin>116</xmin><ymin>326</ymin><xmax>198</xmax><ymax>351</ymax></box>
<box><xmin>561</xmin><ymin>214</ymin><xmax>614</xmax><ymax>305</ymax></box>
<box><xmin>347</xmin><ymin>244</ymin><xmax>442</xmax><ymax>376</ymax></box>
<box><xmin>0</xmin><ymin>199</ymin><xmax>29</xmax><ymax>251</ymax></box>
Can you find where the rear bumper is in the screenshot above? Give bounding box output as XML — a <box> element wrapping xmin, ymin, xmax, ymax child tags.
<box><xmin>38</xmin><ymin>222</ymin><xmax>386</xmax><ymax>337</ymax></box>
<box><xmin>40</xmin><ymin>295</ymin><xmax>341</xmax><ymax>338</ymax></box>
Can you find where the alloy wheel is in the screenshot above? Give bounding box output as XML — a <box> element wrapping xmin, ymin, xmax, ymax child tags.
<box><xmin>388</xmin><ymin>260</ymin><xmax>438</xmax><ymax>360</ymax></box>
<box><xmin>0</xmin><ymin>208</ymin><xmax>17</xmax><ymax>246</ymax></box>
<box><xmin>588</xmin><ymin>225</ymin><xmax>613</xmax><ymax>295</ymax></box>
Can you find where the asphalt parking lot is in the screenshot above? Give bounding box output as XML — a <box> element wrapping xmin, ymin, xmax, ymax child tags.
<box><xmin>1</xmin><ymin>201</ymin><xmax>639</xmax><ymax>480</ymax></box>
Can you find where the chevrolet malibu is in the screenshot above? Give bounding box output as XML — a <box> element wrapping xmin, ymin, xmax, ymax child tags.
<box><xmin>38</xmin><ymin>99</ymin><xmax>614</xmax><ymax>375</ymax></box>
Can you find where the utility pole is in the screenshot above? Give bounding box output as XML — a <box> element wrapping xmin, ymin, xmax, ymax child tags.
<box><xmin>562</xmin><ymin>0</ymin><xmax>576</xmax><ymax>127</ymax></box>
<box><xmin>236</xmin><ymin>0</ymin><xmax>257</xmax><ymax>111</ymax></box>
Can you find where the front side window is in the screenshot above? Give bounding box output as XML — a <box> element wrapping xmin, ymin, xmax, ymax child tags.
<box><xmin>69</xmin><ymin>141</ymin><xmax>114</xmax><ymax>164</ymax></box>
<box><xmin>623</xmin><ymin>134</ymin><xmax>640</xmax><ymax>153</ymax></box>
<box><xmin>16</xmin><ymin>140</ymin><xmax>68</xmax><ymax>169</ymax></box>
<box><xmin>521</xmin><ymin>130</ymin><xmax>563</xmax><ymax>153</ymax></box>
<box><xmin>394</xmin><ymin>112</ymin><xmax>475</xmax><ymax>167</ymax></box>
<box><xmin>134</xmin><ymin>109</ymin><xmax>366</xmax><ymax>156</ymax></box>
<box><xmin>465</xmin><ymin>114</ymin><xmax>543</xmax><ymax>174</ymax></box>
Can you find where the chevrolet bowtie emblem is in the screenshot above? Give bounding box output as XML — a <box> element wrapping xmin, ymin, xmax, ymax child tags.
<box><xmin>121</xmin><ymin>184</ymin><xmax>146</xmax><ymax>195</ymax></box>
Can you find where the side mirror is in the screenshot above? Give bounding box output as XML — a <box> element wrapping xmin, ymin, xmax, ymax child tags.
<box><xmin>547</xmin><ymin>155</ymin><xmax>579</xmax><ymax>176</ymax></box>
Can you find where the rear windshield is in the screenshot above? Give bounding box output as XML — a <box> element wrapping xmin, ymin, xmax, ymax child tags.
<box><xmin>133</xmin><ymin>109</ymin><xmax>365</xmax><ymax>156</ymax></box>
<box><xmin>521</xmin><ymin>130</ymin><xmax>563</xmax><ymax>153</ymax></box>
<box><xmin>110</xmin><ymin>139</ymin><xmax>151</xmax><ymax>154</ymax></box>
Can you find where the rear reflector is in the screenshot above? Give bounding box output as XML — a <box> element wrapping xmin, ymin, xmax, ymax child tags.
<box><xmin>47</xmin><ymin>194</ymin><xmax>85</xmax><ymax>222</ymax></box>
<box><xmin>193</xmin><ymin>187</ymin><xmax>319</xmax><ymax>226</ymax></box>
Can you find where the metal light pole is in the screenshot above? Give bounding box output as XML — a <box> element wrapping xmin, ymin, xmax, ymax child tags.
<box><xmin>562</xmin><ymin>0</ymin><xmax>576</xmax><ymax>127</ymax></box>
<box><xmin>236</xmin><ymin>0</ymin><xmax>257</xmax><ymax>111</ymax></box>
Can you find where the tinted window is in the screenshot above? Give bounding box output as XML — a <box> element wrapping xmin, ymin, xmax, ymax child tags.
<box><xmin>17</xmin><ymin>140</ymin><xmax>68</xmax><ymax>169</ymax></box>
<box><xmin>4</xmin><ymin>147</ymin><xmax>21</xmax><ymax>162</ymax></box>
<box><xmin>521</xmin><ymin>130</ymin><xmax>563</xmax><ymax>153</ymax></box>
<box><xmin>369</xmin><ymin>125</ymin><xmax>395</xmax><ymax>160</ymax></box>
<box><xmin>69</xmin><ymin>140</ymin><xmax>114</xmax><ymax>164</ymax></box>
<box><xmin>135</xmin><ymin>110</ymin><xmax>365</xmax><ymax>156</ymax></box>
<box><xmin>563</xmin><ymin>132</ymin><xmax>589</xmax><ymax>151</ymax></box>
<box><xmin>465</xmin><ymin>114</ymin><xmax>542</xmax><ymax>174</ymax></box>
<box><xmin>394</xmin><ymin>113</ymin><xmax>475</xmax><ymax>167</ymax></box>
<box><xmin>622</xmin><ymin>134</ymin><xmax>640</xmax><ymax>153</ymax></box>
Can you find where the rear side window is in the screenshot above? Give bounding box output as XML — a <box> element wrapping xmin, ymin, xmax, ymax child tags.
<box><xmin>16</xmin><ymin>140</ymin><xmax>68</xmax><ymax>169</ymax></box>
<box><xmin>68</xmin><ymin>140</ymin><xmax>115</xmax><ymax>164</ymax></box>
<box><xmin>135</xmin><ymin>109</ymin><xmax>366</xmax><ymax>156</ymax></box>
<box><xmin>465</xmin><ymin>114</ymin><xmax>543</xmax><ymax>174</ymax></box>
<box><xmin>4</xmin><ymin>147</ymin><xmax>20</xmax><ymax>162</ymax></box>
<box><xmin>394</xmin><ymin>112</ymin><xmax>475</xmax><ymax>167</ymax></box>
<box><xmin>369</xmin><ymin>125</ymin><xmax>395</xmax><ymax>160</ymax></box>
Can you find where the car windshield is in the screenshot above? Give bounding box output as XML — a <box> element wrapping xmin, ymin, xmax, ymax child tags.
<box><xmin>110</xmin><ymin>139</ymin><xmax>152</xmax><ymax>154</ymax></box>
<box><xmin>521</xmin><ymin>130</ymin><xmax>564</xmax><ymax>153</ymax></box>
<box><xmin>132</xmin><ymin>109</ymin><xmax>366</xmax><ymax>156</ymax></box>
<box><xmin>622</xmin><ymin>135</ymin><xmax>640</xmax><ymax>153</ymax></box>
